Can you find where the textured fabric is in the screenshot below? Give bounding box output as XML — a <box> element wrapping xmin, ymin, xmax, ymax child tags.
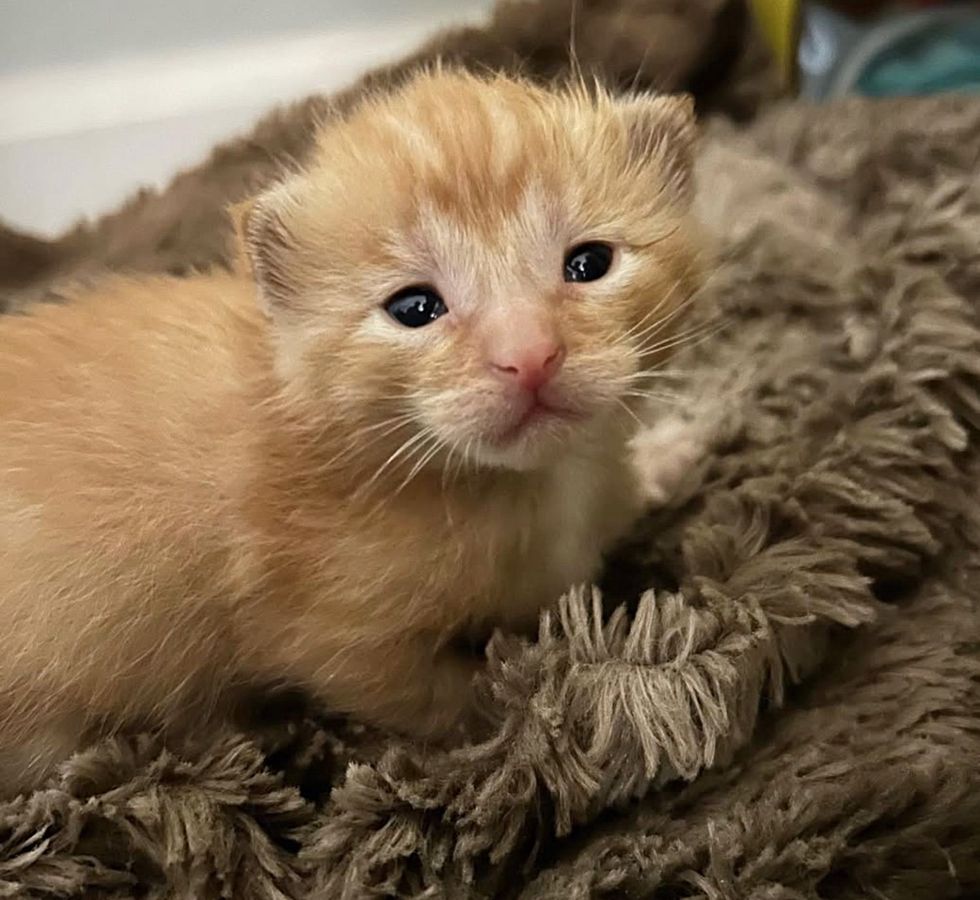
<box><xmin>2</xmin><ymin>3</ymin><xmax>979</xmax><ymax>899</ymax></box>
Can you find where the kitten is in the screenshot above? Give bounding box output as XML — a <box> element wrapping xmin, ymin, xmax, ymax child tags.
<box><xmin>0</xmin><ymin>71</ymin><xmax>704</xmax><ymax>794</ymax></box>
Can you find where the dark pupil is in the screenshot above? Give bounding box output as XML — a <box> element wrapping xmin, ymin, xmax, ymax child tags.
<box><xmin>385</xmin><ymin>288</ymin><xmax>447</xmax><ymax>327</ymax></box>
<box><xmin>564</xmin><ymin>242</ymin><xmax>613</xmax><ymax>283</ymax></box>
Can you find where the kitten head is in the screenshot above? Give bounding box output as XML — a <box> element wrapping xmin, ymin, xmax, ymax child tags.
<box><xmin>236</xmin><ymin>70</ymin><xmax>704</xmax><ymax>475</ymax></box>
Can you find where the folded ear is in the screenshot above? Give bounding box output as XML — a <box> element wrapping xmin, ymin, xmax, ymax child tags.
<box><xmin>230</xmin><ymin>187</ymin><xmax>298</xmax><ymax>318</ymax></box>
<box><xmin>618</xmin><ymin>92</ymin><xmax>697</xmax><ymax>206</ymax></box>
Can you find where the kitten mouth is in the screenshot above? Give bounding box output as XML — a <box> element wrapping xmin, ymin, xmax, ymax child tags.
<box><xmin>493</xmin><ymin>399</ymin><xmax>581</xmax><ymax>444</ymax></box>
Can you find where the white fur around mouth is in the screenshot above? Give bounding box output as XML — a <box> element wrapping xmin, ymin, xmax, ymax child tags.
<box><xmin>492</xmin><ymin>400</ymin><xmax>582</xmax><ymax>445</ymax></box>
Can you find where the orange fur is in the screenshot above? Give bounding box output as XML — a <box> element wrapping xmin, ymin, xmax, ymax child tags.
<box><xmin>0</xmin><ymin>71</ymin><xmax>704</xmax><ymax>794</ymax></box>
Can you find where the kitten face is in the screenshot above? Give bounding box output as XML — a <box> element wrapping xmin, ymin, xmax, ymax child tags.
<box><xmin>241</xmin><ymin>71</ymin><xmax>703</xmax><ymax>474</ymax></box>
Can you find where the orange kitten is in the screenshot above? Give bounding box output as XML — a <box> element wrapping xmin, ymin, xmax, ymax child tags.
<box><xmin>0</xmin><ymin>71</ymin><xmax>704</xmax><ymax>794</ymax></box>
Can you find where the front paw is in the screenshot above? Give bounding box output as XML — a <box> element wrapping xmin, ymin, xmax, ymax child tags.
<box><xmin>630</xmin><ymin>415</ymin><xmax>705</xmax><ymax>507</ymax></box>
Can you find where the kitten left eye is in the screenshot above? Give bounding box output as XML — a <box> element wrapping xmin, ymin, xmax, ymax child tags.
<box><xmin>385</xmin><ymin>286</ymin><xmax>448</xmax><ymax>328</ymax></box>
<box><xmin>564</xmin><ymin>242</ymin><xmax>613</xmax><ymax>283</ymax></box>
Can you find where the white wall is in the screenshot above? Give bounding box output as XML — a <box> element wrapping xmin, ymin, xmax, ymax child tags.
<box><xmin>0</xmin><ymin>0</ymin><xmax>489</xmax><ymax>236</ymax></box>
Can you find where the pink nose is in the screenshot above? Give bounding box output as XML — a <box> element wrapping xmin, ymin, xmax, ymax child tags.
<box><xmin>489</xmin><ymin>341</ymin><xmax>566</xmax><ymax>392</ymax></box>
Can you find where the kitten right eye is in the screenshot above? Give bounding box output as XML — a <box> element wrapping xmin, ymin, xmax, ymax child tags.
<box><xmin>384</xmin><ymin>286</ymin><xmax>448</xmax><ymax>328</ymax></box>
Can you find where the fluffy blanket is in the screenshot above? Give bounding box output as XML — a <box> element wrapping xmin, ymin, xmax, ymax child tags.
<box><xmin>1</xmin><ymin>2</ymin><xmax>978</xmax><ymax>897</ymax></box>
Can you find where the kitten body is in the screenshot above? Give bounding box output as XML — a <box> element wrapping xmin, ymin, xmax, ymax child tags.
<box><xmin>0</xmin><ymin>72</ymin><xmax>703</xmax><ymax>793</ymax></box>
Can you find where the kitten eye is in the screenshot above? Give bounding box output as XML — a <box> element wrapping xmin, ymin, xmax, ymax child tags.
<box><xmin>564</xmin><ymin>242</ymin><xmax>613</xmax><ymax>283</ymax></box>
<box><xmin>384</xmin><ymin>286</ymin><xmax>448</xmax><ymax>328</ymax></box>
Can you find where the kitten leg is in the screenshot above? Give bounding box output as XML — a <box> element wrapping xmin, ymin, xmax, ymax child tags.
<box><xmin>313</xmin><ymin>636</ymin><xmax>481</xmax><ymax>740</ymax></box>
<box><xmin>630</xmin><ymin>415</ymin><xmax>706</xmax><ymax>506</ymax></box>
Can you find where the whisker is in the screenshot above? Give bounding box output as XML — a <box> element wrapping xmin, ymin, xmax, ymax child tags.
<box><xmin>625</xmin><ymin>288</ymin><xmax>707</xmax><ymax>348</ymax></box>
<box><xmin>634</xmin><ymin>318</ymin><xmax>725</xmax><ymax>359</ymax></box>
<box><xmin>456</xmin><ymin>437</ymin><xmax>476</xmax><ymax>482</ymax></box>
<box><xmin>613</xmin><ymin>371</ymin><xmax>682</xmax><ymax>390</ymax></box>
<box><xmin>395</xmin><ymin>436</ymin><xmax>444</xmax><ymax>496</ymax></box>
<box><xmin>620</xmin><ymin>278</ymin><xmax>686</xmax><ymax>343</ymax></box>
<box><xmin>620</xmin><ymin>384</ymin><xmax>685</xmax><ymax>399</ymax></box>
<box><xmin>316</xmin><ymin>413</ymin><xmax>416</xmax><ymax>471</ymax></box>
<box><xmin>357</xmin><ymin>411</ymin><xmax>417</xmax><ymax>435</ymax></box>
<box><xmin>615</xmin><ymin>398</ymin><xmax>645</xmax><ymax>428</ymax></box>
<box><xmin>363</xmin><ymin>428</ymin><xmax>433</xmax><ymax>489</ymax></box>
<box><xmin>620</xmin><ymin>389</ymin><xmax>685</xmax><ymax>406</ymax></box>
<box><xmin>441</xmin><ymin>439</ymin><xmax>462</xmax><ymax>492</ymax></box>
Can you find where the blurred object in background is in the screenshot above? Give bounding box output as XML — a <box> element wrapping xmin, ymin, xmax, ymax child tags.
<box><xmin>750</xmin><ymin>0</ymin><xmax>980</xmax><ymax>99</ymax></box>
<box><xmin>0</xmin><ymin>0</ymin><xmax>488</xmax><ymax>236</ymax></box>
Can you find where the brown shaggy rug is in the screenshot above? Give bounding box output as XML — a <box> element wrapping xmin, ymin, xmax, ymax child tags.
<box><xmin>1</xmin><ymin>2</ymin><xmax>979</xmax><ymax>897</ymax></box>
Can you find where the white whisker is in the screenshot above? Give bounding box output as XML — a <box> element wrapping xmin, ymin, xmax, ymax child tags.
<box><xmin>441</xmin><ymin>439</ymin><xmax>463</xmax><ymax>492</ymax></box>
<box><xmin>615</xmin><ymin>398</ymin><xmax>644</xmax><ymax>427</ymax></box>
<box><xmin>316</xmin><ymin>412</ymin><xmax>416</xmax><ymax>471</ymax></box>
<box><xmin>625</xmin><ymin>289</ymin><xmax>706</xmax><ymax>349</ymax></box>
<box><xmin>634</xmin><ymin>318</ymin><xmax>725</xmax><ymax>359</ymax></box>
<box><xmin>620</xmin><ymin>389</ymin><xmax>684</xmax><ymax>406</ymax></box>
<box><xmin>395</xmin><ymin>435</ymin><xmax>443</xmax><ymax>496</ymax></box>
<box><xmin>620</xmin><ymin>278</ymin><xmax>686</xmax><ymax>343</ymax></box>
<box><xmin>363</xmin><ymin>428</ymin><xmax>433</xmax><ymax>489</ymax></box>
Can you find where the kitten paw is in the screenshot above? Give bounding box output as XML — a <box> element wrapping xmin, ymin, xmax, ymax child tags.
<box><xmin>631</xmin><ymin>416</ymin><xmax>705</xmax><ymax>507</ymax></box>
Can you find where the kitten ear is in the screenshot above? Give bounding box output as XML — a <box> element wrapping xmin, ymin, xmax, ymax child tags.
<box><xmin>230</xmin><ymin>189</ymin><xmax>297</xmax><ymax>318</ymax></box>
<box><xmin>618</xmin><ymin>92</ymin><xmax>697</xmax><ymax>206</ymax></box>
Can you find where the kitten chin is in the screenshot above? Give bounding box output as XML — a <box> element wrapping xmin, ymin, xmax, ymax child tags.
<box><xmin>0</xmin><ymin>70</ymin><xmax>706</xmax><ymax>793</ymax></box>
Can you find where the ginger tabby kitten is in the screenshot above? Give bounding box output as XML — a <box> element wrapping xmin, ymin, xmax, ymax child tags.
<box><xmin>0</xmin><ymin>71</ymin><xmax>704</xmax><ymax>794</ymax></box>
